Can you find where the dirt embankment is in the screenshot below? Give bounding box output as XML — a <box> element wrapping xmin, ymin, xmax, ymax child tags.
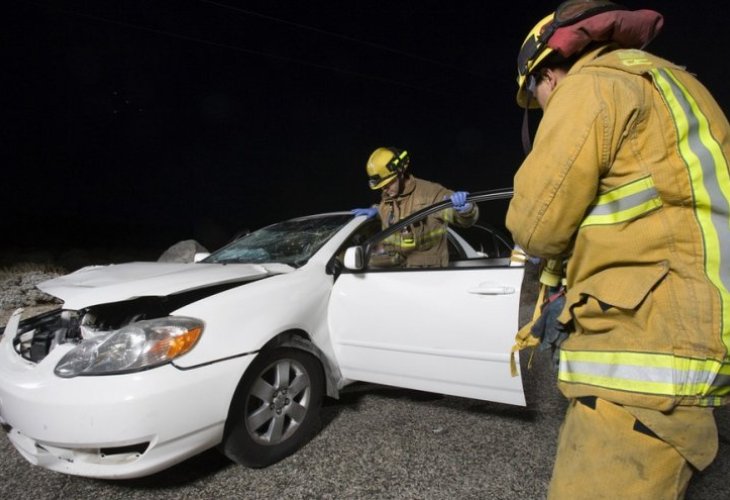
<box><xmin>0</xmin><ymin>266</ymin><xmax>63</xmax><ymax>327</ymax></box>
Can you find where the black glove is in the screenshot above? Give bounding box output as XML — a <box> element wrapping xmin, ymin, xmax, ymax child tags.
<box><xmin>531</xmin><ymin>287</ymin><xmax>569</xmax><ymax>368</ymax></box>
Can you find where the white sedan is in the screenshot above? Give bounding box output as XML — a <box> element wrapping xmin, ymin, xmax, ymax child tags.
<box><xmin>0</xmin><ymin>189</ymin><xmax>526</xmax><ymax>479</ymax></box>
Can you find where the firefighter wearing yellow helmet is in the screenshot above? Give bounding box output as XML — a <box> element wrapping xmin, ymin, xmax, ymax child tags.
<box><xmin>351</xmin><ymin>147</ymin><xmax>478</xmax><ymax>267</ymax></box>
<box><xmin>515</xmin><ymin>13</ymin><xmax>556</xmax><ymax>110</ymax></box>
<box><xmin>506</xmin><ymin>0</ymin><xmax>730</xmax><ymax>497</ymax></box>
<box><xmin>365</xmin><ymin>147</ymin><xmax>409</xmax><ymax>190</ymax></box>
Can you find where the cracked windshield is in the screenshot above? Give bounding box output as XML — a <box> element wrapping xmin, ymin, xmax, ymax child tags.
<box><xmin>204</xmin><ymin>214</ymin><xmax>352</xmax><ymax>267</ymax></box>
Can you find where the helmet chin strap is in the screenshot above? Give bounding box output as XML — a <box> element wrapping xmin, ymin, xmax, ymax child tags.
<box><xmin>521</xmin><ymin>104</ymin><xmax>532</xmax><ymax>155</ymax></box>
<box><xmin>521</xmin><ymin>73</ymin><xmax>538</xmax><ymax>155</ymax></box>
<box><xmin>396</xmin><ymin>171</ymin><xmax>406</xmax><ymax>197</ymax></box>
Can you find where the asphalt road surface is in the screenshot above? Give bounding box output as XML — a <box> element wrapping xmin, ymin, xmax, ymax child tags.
<box><xmin>1</xmin><ymin>267</ymin><xmax>729</xmax><ymax>499</ymax></box>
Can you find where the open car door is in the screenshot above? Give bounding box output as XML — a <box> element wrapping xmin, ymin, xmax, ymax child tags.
<box><xmin>328</xmin><ymin>190</ymin><xmax>526</xmax><ymax>406</ymax></box>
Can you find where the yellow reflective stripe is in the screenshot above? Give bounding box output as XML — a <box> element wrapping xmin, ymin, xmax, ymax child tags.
<box><xmin>559</xmin><ymin>350</ymin><xmax>730</xmax><ymax>398</ymax></box>
<box><xmin>581</xmin><ymin>176</ymin><xmax>662</xmax><ymax>227</ymax></box>
<box><xmin>442</xmin><ymin>207</ymin><xmax>455</xmax><ymax>224</ymax></box>
<box><xmin>382</xmin><ymin>234</ymin><xmax>408</xmax><ymax>253</ymax></box>
<box><xmin>420</xmin><ymin>226</ymin><xmax>446</xmax><ymax>245</ymax></box>
<box><xmin>510</xmin><ymin>247</ymin><xmax>527</xmax><ymax>266</ymax></box>
<box><xmin>593</xmin><ymin>176</ymin><xmax>655</xmax><ymax>204</ymax></box>
<box><xmin>383</xmin><ymin>226</ymin><xmax>445</xmax><ymax>252</ymax></box>
<box><xmin>652</xmin><ymin>68</ymin><xmax>730</xmax><ymax>355</ymax></box>
<box><xmin>393</xmin><ymin>233</ymin><xmax>415</xmax><ymax>250</ymax></box>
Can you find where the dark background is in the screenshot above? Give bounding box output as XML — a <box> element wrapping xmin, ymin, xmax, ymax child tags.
<box><xmin>4</xmin><ymin>0</ymin><xmax>729</xmax><ymax>264</ymax></box>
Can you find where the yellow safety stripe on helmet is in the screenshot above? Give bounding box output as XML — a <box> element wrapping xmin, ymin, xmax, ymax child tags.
<box><xmin>558</xmin><ymin>350</ymin><xmax>730</xmax><ymax>403</ymax></box>
<box><xmin>652</xmin><ymin>67</ymin><xmax>730</xmax><ymax>356</ymax></box>
<box><xmin>580</xmin><ymin>176</ymin><xmax>662</xmax><ymax>227</ymax></box>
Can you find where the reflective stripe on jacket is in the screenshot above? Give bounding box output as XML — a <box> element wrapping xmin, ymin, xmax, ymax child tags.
<box><xmin>506</xmin><ymin>45</ymin><xmax>730</xmax><ymax>410</ymax></box>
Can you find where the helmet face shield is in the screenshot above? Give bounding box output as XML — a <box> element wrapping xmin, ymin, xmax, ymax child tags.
<box><xmin>368</xmin><ymin>173</ymin><xmax>397</xmax><ymax>190</ymax></box>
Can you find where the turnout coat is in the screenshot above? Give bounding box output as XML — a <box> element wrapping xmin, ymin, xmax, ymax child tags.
<box><xmin>377</xmin><ymin>176</ymin><xmax>478</xmax><ymax>268</ymax></box>
<box><xmin>507</xmin><ymin>45</ymin><xmax>730</xmax><ymax>411</ymax></box>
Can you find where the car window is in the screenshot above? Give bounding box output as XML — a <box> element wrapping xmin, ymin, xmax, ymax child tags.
<box><xmin>204</xmin><ymin>214</ymin><xmax>352</xmax><ymax>267</ymax></box>
<box><xmin>334</xmin><ymin>218</ymin><xmax>382</xmax><ymax>263</ymax></box>
<box><xmin>363</xmin><ymin>195</ymin><xmax>516</xmax><ymax>271</ymax></box>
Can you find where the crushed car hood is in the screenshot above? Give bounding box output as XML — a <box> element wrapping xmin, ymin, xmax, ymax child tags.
<box><xmin>38</xmin><ymin>262</ymin><xmax>294</xmax><ymax>309</ymax></box>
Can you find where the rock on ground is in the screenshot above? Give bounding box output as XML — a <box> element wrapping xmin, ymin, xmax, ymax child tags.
<box><xmin>158</xmin><ymin>240</ymin><xmax>209</xmax><ymax>263</ymax></box>
<box><xmin>0</xmin><ymin>271</ymin><xmax>62</xmax><ymax>311</ymax></box>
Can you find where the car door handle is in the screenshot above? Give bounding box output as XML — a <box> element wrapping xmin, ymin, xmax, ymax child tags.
<box><xmin>468</xmin><ymin>285</ymin><xmax>515</xmax><ymax>295</ymax></box>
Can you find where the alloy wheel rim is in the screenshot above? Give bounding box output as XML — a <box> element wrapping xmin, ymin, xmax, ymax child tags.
<box><xmin>244</xmin><ymin>358</ymin><xmax>312</xmax><ymax>445</ymax></box>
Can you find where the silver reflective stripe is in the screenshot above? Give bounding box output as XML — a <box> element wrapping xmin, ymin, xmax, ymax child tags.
<box><xmin>581</xmin><ymin>176</ymin><xmax>662</xmax><ymax>227</ymax></box>
<box><xmin>587</xmin><ymin>184</ymin><xmax>659</xmax><ymax>216</ymax></box>
<box><xmin>559</xmin><ymin>350</ymin><xmax>730</xmax><ymax>398</ymax></box>
<box><xmin>655</xmin><ymin>68</ymin><xmax>730</xmax><ymax>293</ymax></box>
<box><xmin>561</xmin><ymin>360</ymin><xmax>716</xmax><ymax>395</ymax></box>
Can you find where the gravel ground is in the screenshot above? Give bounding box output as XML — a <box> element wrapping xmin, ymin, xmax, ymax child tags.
<box><xmin>0</xmin><ymin>265</ymin><xmax>728</xmax><ymax>499</ymax></box>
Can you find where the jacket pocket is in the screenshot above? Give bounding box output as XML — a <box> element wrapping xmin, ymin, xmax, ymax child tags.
<box><xmin>559</xmin><ymin>262</ymin><xmax>669</xmax><ymax>334</ymax></box>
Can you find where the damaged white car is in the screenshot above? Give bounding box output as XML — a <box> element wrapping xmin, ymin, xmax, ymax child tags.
<box><xmin>0</xmin><ymin>189</ymin><xmax>526</xmax><ymax>479</ymax></box>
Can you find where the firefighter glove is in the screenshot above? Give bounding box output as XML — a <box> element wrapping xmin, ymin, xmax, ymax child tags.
<box><xmin>531</xmin><ymin>287</ymin><xmax>569</xmax><ymax>368</ymax></box>
<box><xmin>351</xmin><ymin>207</ymin><xmax>378</xmax><ymax>219</ymax></box>
<box><xmin>449</xmin><ymin>191</ymin><xmax>471</xmax><ymax>213</ymax></box>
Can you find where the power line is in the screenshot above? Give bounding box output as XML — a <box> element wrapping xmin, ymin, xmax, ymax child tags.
<box><xmin>21</xmin><ymin>0</ymin><xmax>454</xmax><ymax>97</ymax></box>
<box><xmin>200</xmin><ymin>0</ymin><xmax>486</xmax><ymax>78</ymax></box>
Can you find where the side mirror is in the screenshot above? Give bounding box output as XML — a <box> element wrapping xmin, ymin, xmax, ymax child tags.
<box><xmin>343</xmin><ymin>246</ymin><xmax>364</xmax><ymax>271</ymax></box>
<box><xmin>193</xmin><ymin>252</ymin><xmax>211</xmax><ymax>263</ymax></box>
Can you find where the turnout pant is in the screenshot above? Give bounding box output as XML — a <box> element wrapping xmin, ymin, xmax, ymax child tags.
<box><xmin>548</xmin><ymin>397</ymin><xmax>694</xmax><ymax>500</ymax></box>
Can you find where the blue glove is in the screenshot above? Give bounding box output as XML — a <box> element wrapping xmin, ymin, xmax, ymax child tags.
<box><xmin>531</xmin><ymin>287</ymin><xmax>569</xmax><ymax>369</ymax></box>
<box><xmin>449</xmin><ymin>191</ymin><xmax>471</xmax><ymax>213</ymax></box>
<box><xmin>351</xmin><ymin>207</ymin><xmax>378</xmax><ymax>219</ymax></box>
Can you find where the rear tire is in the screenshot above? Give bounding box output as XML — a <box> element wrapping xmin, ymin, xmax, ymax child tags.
<box><xmin>220</xmin><ymin>348</ymin><xmax>324</xmax><ymax>467</ymax></box>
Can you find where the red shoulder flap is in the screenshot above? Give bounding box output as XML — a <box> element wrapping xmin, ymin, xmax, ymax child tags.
<box><xmin>549</xmin><ymin>9</ymin><xmax>664</xmax><ymax>58</ymax></box>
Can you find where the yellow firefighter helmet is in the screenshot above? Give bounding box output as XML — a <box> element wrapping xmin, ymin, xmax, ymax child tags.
<box><xmin>366</xmin><ymin>147</ymin><xmax>410</xmax><ymax>190</ymax></box>
<box><xmin>516</xmin><ymin>13</ymin><xmax>555</xmax><ymax>109</ymax></box>
<box><xmin>516</xmin><ymin>1</ymin><xmax>625</xmax><ymax>108</ymax></box>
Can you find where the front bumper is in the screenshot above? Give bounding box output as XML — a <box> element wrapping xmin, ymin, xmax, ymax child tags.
<box><xmin>0</xmin><ymin>332</ymin><xmax>253</xmax><ymax>479</ymax></box>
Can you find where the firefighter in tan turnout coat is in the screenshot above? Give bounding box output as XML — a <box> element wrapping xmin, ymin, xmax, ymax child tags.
<box><xmin>352</xmin><ymin>147</ymin><xmax>478</xmax><ymax>268</ymax></box>
<box><xmin>506</xmin><ymin>1</ymin><xmax>730</xmax><ymax>498</ymax></box>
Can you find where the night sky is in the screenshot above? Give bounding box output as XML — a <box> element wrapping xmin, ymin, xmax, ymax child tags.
<box><xmin>5</xmin><ymin>1</ymin><xmax>730</xmax><ymax>263</ymax></box>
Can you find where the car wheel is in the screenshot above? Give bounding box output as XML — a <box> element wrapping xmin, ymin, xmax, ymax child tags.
<box><xmin>220</xmin><ymin>348</ymin><xmax>324</xmax><ymax>468</ymax></box>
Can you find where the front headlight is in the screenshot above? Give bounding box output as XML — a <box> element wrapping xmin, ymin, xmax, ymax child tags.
<box><xmin>54</xmin><ymin>316</ymin><xmax>203</xmax><ymax>378</ymax></box>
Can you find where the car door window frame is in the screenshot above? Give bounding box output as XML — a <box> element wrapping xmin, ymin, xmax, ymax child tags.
<box><xmin>345</xmin><ymin>188</ymin><xmax>517</xmax><ymax>273</ymax></box>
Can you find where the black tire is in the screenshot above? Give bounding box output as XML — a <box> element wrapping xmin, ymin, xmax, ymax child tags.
<box><xmin>220</xmin><ymin>348</ymin><xmax>324</xmax><ymax>468</ymax></box>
